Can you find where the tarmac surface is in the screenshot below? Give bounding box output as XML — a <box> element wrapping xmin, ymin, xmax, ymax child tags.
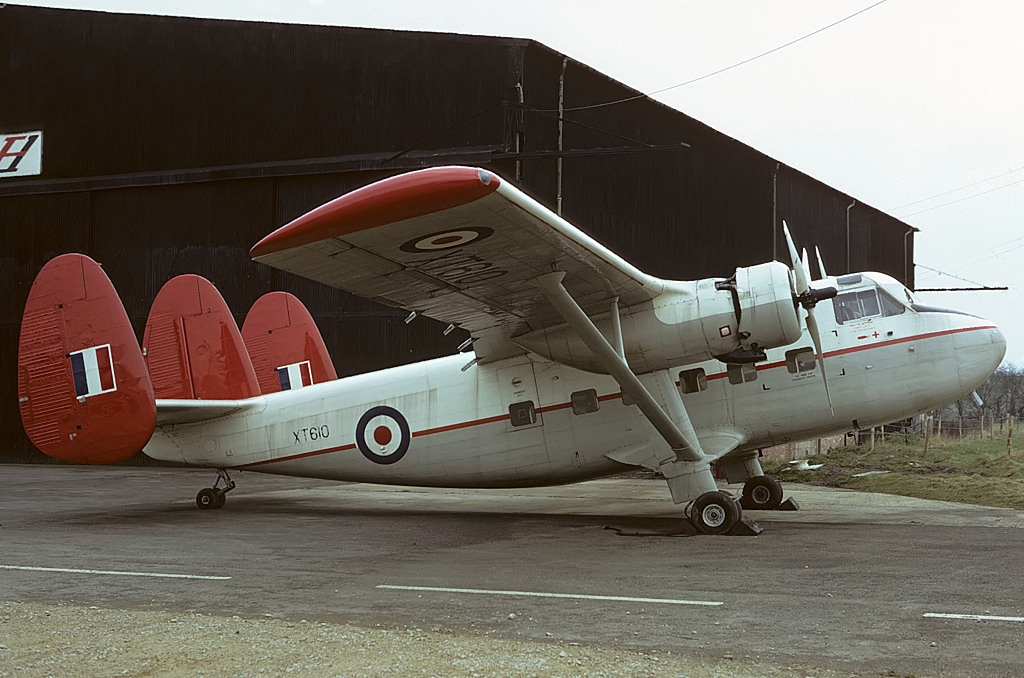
<box><xmin>2</xmin><ymin>464</ymin><xmax>1024</xmax><ymax>676</ymax></box>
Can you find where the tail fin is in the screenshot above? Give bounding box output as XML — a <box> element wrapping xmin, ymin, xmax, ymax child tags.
<box><xmin>142</xmin><ymin>274</ymin><xmax>260</xmax><ymax>400</ymax></box>
<box><xmin>241</xmin><ymin>291</ymin><xmax>338</xmax><ymax>394</ymax></box>
<box><xmin>18</xmin><ymin>254</ymin><xmax>156</xmax><ymax>464</ymax></box>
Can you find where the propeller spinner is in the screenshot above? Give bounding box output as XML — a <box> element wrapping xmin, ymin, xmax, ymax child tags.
<box><xmin>783</xmin><ymin>221</ymin><xmax>837</xmax><ymax>414</ymax></box>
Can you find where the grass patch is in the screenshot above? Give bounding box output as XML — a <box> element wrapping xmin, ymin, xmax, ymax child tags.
<box><xmin>762</xmin><ymin>438</ymin><xmax>1024</xmax><ymax>509</ymax></box>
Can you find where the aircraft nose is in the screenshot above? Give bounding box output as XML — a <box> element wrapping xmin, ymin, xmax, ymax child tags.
<box><xmin>955</xmin><ymin>320</ymin><xmax>1006</xmax><ymax>392</ymax></box>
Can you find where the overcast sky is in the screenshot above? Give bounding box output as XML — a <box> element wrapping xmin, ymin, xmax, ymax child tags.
<box><xmin>17</xmin><ymin>1</ymin><xmax>1024</xmax><ymax>365</ymax></box>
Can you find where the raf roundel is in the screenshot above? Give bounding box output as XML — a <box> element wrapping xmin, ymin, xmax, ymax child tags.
<box><xmin>399</xmin><ymin>226</ymin><xmax>494</xmax><ymax>253</ymax></box>
<box><xmin>355</xmin><ymin>405</ymin><xmax>411</xmax><ymax>465</ymax></box>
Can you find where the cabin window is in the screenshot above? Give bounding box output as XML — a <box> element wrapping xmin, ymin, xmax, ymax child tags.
<box><xmin>508</xmin><ymin>400</ymin><xmax>537</xmax><ymax>427</ymax></box>
<box><xmin>570</xmin><ymin>389</ymin><xmax>599</xmax><ymax>415</ymax></box>
<box><xmin>679</xmin><ymin>368</ymin><xmax>708</xmax><ymax>394</ymax></box>
<box><xmin>727</xmin><ymin>363</ymin><xmax>757</xmax><ymax>385</ymax></box>
<box><xmin>786</xmin><ymin>347</ymin><xmax>817</xmax><ymax>373</ymax></box>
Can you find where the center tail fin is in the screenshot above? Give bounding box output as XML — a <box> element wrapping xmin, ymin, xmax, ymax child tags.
<box><xmin>17</xmin><ymin>254</ymin><xmax>156</xmax><ymax>464</ymax></box>
<box><xmin>142</xmin><ymin>274</ymin><xmax>260</xmax><ymax>400</ymax></box>
<box><xmin>241</xmin><ymin>291</ymin><xmax>338</xmax><ymax>394</ymax></box>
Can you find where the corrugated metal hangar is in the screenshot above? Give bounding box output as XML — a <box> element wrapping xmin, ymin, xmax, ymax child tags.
<box><xmin>0</xmin><ymin>5</ymin><xmax>915</xmax><ymax>461</ymax></box>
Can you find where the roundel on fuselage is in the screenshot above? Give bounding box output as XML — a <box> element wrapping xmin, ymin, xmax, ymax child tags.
<box><xmin>355</xmin><ymin>405</ymin><xmax>411</xmax><ymax>465</ymax></box>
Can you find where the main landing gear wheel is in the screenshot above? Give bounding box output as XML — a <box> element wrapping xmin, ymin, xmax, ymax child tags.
<box><xmin>690</xmin><ymin>491</ymin><xmax>741</xmax><ymax>535</ymax></box>
<box><xmin>741</xmin><ymin>475</ymin><xmax>784</xmax><ymax>510</ymax></box>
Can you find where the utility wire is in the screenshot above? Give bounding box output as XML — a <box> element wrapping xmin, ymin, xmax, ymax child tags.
<box><xmin>559</xmin><ymin>0</ymin><xmax>889</xmax><ymax>112</ymax></box>
<box><xmin>890</xmin><ymin>165</ymin><xmax>1024</xmax><ymax>212</ymax></box>
<box><xmin>898</xmin><ymin>175</ymin><xmax>1024</xmax><ymax>218</ymax></box>
<box><xmin>915</xmin><ymin>263</ymin><xmax>991</xmax><ymax>288</ymax></box>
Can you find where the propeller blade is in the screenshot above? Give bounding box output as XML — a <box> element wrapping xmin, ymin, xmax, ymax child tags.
<box><xmin>805</xmin><ymin>307</ymin><xmax>834</xmax><ymax>415</ymax></box>
<box><xmin>782</xmin><ymin>221</ymin><xmax>809</xmax><ymax>295</ymax></box>
<box><xmin>815</xmin><ymin>246</ymin><xmax>827</xmax><ymax>279</ymax></box>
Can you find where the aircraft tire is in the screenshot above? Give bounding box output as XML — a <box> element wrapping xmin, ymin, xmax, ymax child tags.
<box><xmin>196</xmin><ymin>488</ymin><xmax>220</xmax><ymax>510</ymax></box>
<box><xmin>741</xmin><ymin>475</ymin><xmax>784</xmax><ymax>510</ymax></box>
<box><xmin>214</xmin><ymin>492</ymin><xmax>227</xmax><ymax>509</ymax></box>
<box><xmin>691</xmin><ymin>491</ymin><xmax>740</xmax><ymax>535</ymax></box>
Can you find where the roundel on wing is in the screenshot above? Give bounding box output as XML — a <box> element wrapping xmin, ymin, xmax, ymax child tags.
<box><xmin>399</xmin><ymin>226</ymin><xmax>494</xmax><ymax>253</ymax></box>
<box><xmin>355</xmin><ymin>405</ymin><xmax>411</xmax><ymax>465</ymax></box>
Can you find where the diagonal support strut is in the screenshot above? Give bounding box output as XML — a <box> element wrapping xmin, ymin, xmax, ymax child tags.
<box><xmin>533</xmin><ymin>272</ymin><xmax>705</xmax><ymax>463</ymax></box>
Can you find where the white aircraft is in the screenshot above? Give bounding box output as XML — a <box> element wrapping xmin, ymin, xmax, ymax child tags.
<box><xmin>17</xmin><ymin>166</ymin><xmax>1005</xmax><ymax>534</ymax></box>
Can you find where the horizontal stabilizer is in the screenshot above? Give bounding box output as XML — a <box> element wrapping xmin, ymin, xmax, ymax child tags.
<box><xmin>241</xmin><ymin>291</ymin><xmax>337</xmax><ymax>394</ymax></box>
<box><xmin>17</xmin><ymin>254</ymin><xmax>156</xmax><ymax>464</ymax></box>
<box><xmin>143</xmin><ymin>275</ymin><xmax>260</xmax><ymax>400</ymax></box>
<box><xmin>155</xmin><ymin>398</ymin><xmax>265</xmax><ymax>426</ymax></box>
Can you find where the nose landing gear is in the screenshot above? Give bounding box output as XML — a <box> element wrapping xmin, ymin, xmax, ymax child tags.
<box><xmin>196</xmin><ymin>469</ymin><xmax>235</xmax><ymax>510</ymax></box>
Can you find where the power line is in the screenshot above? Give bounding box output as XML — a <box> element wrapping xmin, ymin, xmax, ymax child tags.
<box><xmin>559</xmin><ymin>0</ymin><xmax>889</xmax><ymax>112</ymax></box>
<box><xmin>890</xmin><ymin>165</ymin><xmax>1024</xmax><ymax>212</ymax></box>
<box><xmin>898</xmin><ymin>175</ymin><xmax>1024</xmax><ymax>218</ymax></box>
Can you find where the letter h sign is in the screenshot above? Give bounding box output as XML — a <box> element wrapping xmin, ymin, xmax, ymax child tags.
<box><xmin>0</xmin><ymin>131</ymin><xmax>43</xmax><ymax>177</ymax></box>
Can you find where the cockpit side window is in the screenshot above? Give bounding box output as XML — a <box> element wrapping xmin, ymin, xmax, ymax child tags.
<box><xmin>834</xmin><ymin>290</ymin><xmax>878</xmax><ymax>323</ymax></box>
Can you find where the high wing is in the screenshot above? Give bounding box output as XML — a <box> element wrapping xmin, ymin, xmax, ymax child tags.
<box><xmin>250</xmin><ymin>166</ymin><xmax>667</xmax><ymax>363</ymax></box>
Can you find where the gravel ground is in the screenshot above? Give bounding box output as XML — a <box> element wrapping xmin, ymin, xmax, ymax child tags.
<box><xmin>0</xmin><ymin>602</ymin><xmax>841</xmax><ymax>677</ymax></box>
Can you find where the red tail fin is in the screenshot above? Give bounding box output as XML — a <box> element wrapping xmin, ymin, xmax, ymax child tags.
<box><xmin>241</xmin><ymin>291</ymin><xmax>338</xmax><ymax>394</ymax></box>
<box><xmin>143</xmin><ymin>275</ymin><xmax>260</xmax><ymax>400</ymax></box>
<box><xmin>17</xmin><ymin>254</ymin><xmax>156</xmax><ymax>464</ymax></box>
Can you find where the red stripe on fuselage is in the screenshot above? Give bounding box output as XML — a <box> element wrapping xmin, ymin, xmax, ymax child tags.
<box><xmin>234</xmin><ymin>324</ymin><xmax>994</xmax><ymax>468</ymax></box>
<box><xmin>706</xmin><ymin>324</ymin><xmax>993</xmax><ymax>380</ymax></box>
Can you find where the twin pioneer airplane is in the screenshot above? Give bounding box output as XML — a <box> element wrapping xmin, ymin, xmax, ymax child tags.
<box><xmin>17</xmin><ymin>166</ymin><xmax>1006</xmax><ymax>534</ymax></box>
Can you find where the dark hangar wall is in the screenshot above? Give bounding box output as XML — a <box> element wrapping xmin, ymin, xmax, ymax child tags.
<box><xmin>0</xmin><ymin>5</ymin><xmax>914</xmax><ymax>461</ymax></box>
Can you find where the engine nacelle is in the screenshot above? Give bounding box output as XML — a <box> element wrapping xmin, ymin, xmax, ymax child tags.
<box><xmin>726</xmin><ymin>261</ymin><xmax>803</xmax><ymax>356</ymax></box>
<box><xmin>512</xmin><ymin>260</ymin><xmax>802</xmax><ymax>374</ymax></box>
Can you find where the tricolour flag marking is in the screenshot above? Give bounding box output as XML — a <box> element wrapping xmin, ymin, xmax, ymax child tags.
<box><xmin>69</xmin><ymin>344</ymin><xmax>117</xmax><ymax>398</ymax></box>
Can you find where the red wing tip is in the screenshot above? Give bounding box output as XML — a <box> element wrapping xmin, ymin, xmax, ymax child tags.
<box><xmin>250</xmin><ymin>166</ymin><xmax>501</xmax><ymax>258</ymax></box>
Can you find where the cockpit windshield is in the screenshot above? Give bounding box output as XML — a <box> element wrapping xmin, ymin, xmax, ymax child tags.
<box><xmin>832</xmin><ymin>274</ymin><xmax>909</xmax><ymax>325</ymax></box>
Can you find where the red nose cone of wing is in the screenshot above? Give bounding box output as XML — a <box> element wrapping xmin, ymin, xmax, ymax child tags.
<box><xmin>250</xmin><ymin>166</ymin><xmax>500</xmax><ymax>258</ymax></box>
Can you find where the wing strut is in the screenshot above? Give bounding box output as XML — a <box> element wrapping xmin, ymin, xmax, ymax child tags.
<box><xmin>534</xmin><ymin>272</ymin><xmax>704</xmax><ymax>463</ymax></box>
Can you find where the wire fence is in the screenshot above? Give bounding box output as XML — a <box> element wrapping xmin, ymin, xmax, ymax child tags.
<box><xmin>851</xmin><ymin>413</ymin><xmax>1018</xmax><ymax>451</ymax></box>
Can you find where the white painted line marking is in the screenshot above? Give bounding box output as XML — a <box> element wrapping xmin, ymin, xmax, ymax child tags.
<box><xmin>0</xmin><ymin>565</ymin><xmax>231</xmax><ymax>580</ymax></box>
<box><xmin>377</xmin><ymin>584</ymin><xmax>722</xmax><ymax>607</ymax></box>
<box><xmin>924</xmin><ymin>612</ymin><xmax>1024</xmax><ymax>623</ymax></box>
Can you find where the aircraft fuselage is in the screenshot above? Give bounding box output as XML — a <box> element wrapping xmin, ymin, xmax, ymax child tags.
<box><xmin>143</xmin><ymin>273</ymin><xmax>1005</xmax><ymax>494</ymax></box>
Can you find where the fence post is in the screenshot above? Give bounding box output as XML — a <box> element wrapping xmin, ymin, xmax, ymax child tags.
<box><xmin>923</xmin><ymin>415</ymin><xmax>931</xmax><ymax>457</ymax></box>
<box><xmin>1008</xmin><ymin>415</ymin><xmax>1015</xmax><ymax>459</ymax></box>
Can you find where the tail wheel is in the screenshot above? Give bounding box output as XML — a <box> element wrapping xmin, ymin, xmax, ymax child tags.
<box><xmin>742</xmin><ymin>475</ymin><xmax>784</xmax><ymax>510</ymax></box>
<box><xmin>691</xmin><ymin>491</ymin><xmax>741</xmax><ymax>535</ymax></box>
<box><xmin>196</xmin><ymin>488</ymin><xmax>221</xmax><ymax>510</ymax></box>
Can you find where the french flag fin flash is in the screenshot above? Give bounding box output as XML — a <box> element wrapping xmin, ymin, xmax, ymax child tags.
<box><xmin>69</xmin><ymin>344</ymin><xmax>117</xmax><ymax>397</ymax></box>
<box><xmin>277</xmin><ymin>361</ymin><xmax>313</xmax><ymax>390</ymax></box>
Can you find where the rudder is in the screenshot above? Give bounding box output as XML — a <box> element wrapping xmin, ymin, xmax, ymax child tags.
<box><xmin>18</xmin><ymin>254</ymin><xmax>156</xmax><ymax>464</ymax></box>
<box><xmin>241</xmin><ymin>291</ymin><xmax>338</xmax><ymax>394</ymax></box>
<box><xmin>143</xmin><ymin>275</ymin><xmax>260</xmax><ymax>400</ymax></box>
